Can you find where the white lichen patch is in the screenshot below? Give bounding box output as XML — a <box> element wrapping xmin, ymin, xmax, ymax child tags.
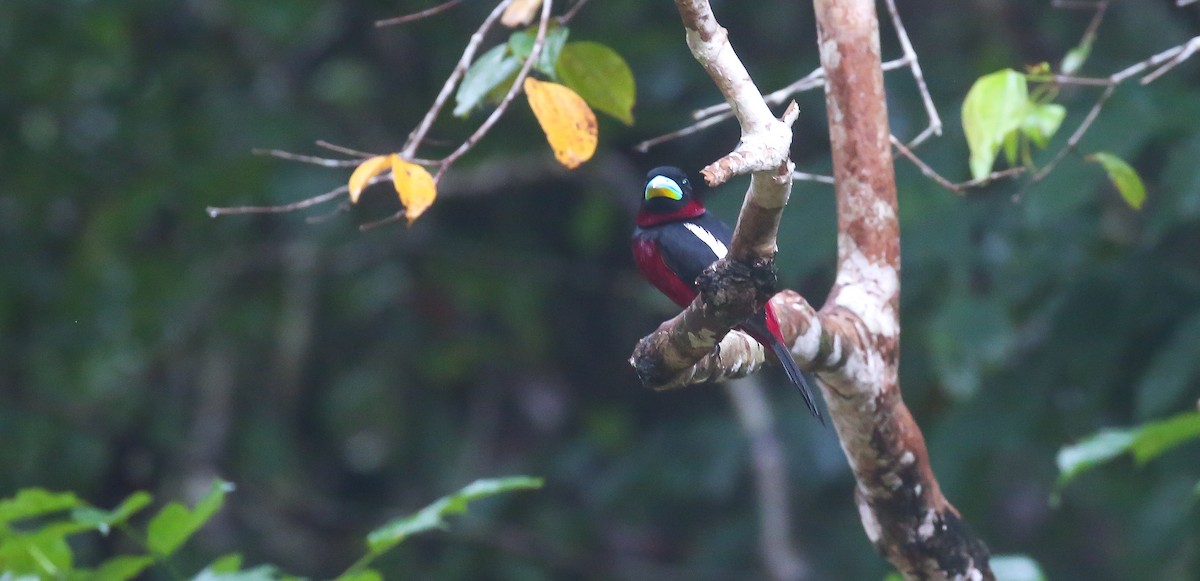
<box><xmin>882</xmin><ymin>471</ymin><xmax>902</xmax><ymax>490</ymax></box>
<box><xmin>900</xmin><ymin>450</ymin><xmax>915</xmax><ymax>465</ymax></box>
<box><xmin>821</xmin><ymin>38</ymin><xmax>842</xmax><ymax>69</ymax></box>
<box><xmin>835</xmin><ymin>239</ymin><xmax>899</xmax><ymax>339</ymax></box>
<box><xmin>788</xmin><ymin>304</ymin><xmax>822</xmax><ymax>361</ymax></box>
<box><xmin>857</xmin><ymin>494</ymin><xmax>882</xmax><ymax>543</ymax></box>
<box><xmin>687</xmin><ymin>328</ymin><xmax>719</xmax><ymax>349</ymax></box>
<box><xmin>917</xmin><ymin>510</ymin><xmax>937</xmax><ymax>540</ymax></box>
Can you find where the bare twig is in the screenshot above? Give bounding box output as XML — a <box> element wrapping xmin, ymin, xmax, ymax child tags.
<box><xmin>315</xmin><ymin>140</ymin><xmax>380</xmax><ymax>159</ymax></box>
<box><xmin>252</xmin><ymin>148</ymin><xmax>363</xmax><ymax>168</ymax></box>
<box><xmin>1028</xmin><ymin>34</ymin><xmax>1200</xmax><ymax>183</ymax></box>
<box><xmin>207</xmin><ymin>182</ymin><xmax>358</xmax><ymax>217</ymax></box>
<box><xmin>432</xmin><ymin>0</ymin><xmax>554</xmax><ymax>182</ymax></box>
<box><xmin>1141</xmin><ymin>36</ymin><xmax>1200</xmax><ymax>84</ymax></box>
<box><xmin>890</xmin><ymin>135</ymin><xmax>1025</xmax><ymax>194</ymax></box>
<box><xmin>304</xmin><ymin>201</ymin><xmax>352</xmax><ymax>224</ymax></box>
<box><xmin>883</xmin><ymin>0</ymin><xmax>941</xmax><ymax>148</ymax></box>
<box><xmin>791</xmin><ymin>171</ymin><xmax>836</xmax><ymax>185</ymax></box>
<box><xmin>558</xmin><ymin>0</ymin><xmax>592</xmax><ymax>24</ymax></box>
<box><xmin>1076</xmin><ymin>0</ymin><xmax>1109</xmax><ymax>53</ymax></box>
<box><xmin>1029</xmin><ymin>84</ymin><xmax>1114</xmax><ymax>183</ymax></box>
<box><xmin>401</xmin><ymin>0</ymin><xmax>514</xmax><ymax>158</ymax></box>
<box><xmin>633</xmin><ymin>114</ymin><xmax>727</xmax><ymax>152</ymax></box>
<box><xmin>1052</xmin><ymin>0</ymin><xmax>1106</xmax><ymax>9</ymax></box>
<box><xmin>375</xmin><ymin>0</ymin><xmax>464</xmax><ymax>27</ymax></box>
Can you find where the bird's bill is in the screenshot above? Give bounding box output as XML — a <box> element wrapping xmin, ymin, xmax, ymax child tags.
<box><xmin>644</xmin><ymin>175</ymin><xmax>684</xmax><ymax>200</ymax></box>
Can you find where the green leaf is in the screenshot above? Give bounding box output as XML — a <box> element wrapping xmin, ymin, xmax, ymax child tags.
<box><xmin>146</xmin><ymin>479</ymin><xmax>234</xmax><ymax>557</ymax></box>
<box><xmin>0</xmin><ymin>489</ymin><xmax>80</xmax><ymax>526</ymax></box>
<box><xmin>508</xmin><ymin>24</ymin><xmax>569</xmax><ymax>79</ymax></box>
<box><xmin>1055</xmin><ymin>412</ymin><xmax>1200</xmax><ymax>496</ymax></box>
<box><xmin>1130</xmin><ymin>411</ymin><xmax>1200</xmax><ymax>464</ymax></box>
<box><xmin>71</xmin><ymin>491</ymin><xmax>152</xmax><ymax>535</ymax></box>
<box><xmin>882</xmin><ymin>573</ymin><xmax>904</xmax><ymax>581</ymax></box>
<box><xmin>1135</xmin><ymin>310</ymin><xmax>1200</xmax><ymax>419</ymax></box>
<box><xmin>556</xmin><ymin>41</ymin><xmax>636</xmax><ymax>125</ymax></box>
<box><xmin>0</xmin><ymin>523</ymin><xmax>78</xmax><ymax>577</ymax></box>
<box><xmin>454</xmin><ymin>44</ymin><xmax>521</xmax><ymax>117</ymax></box>
<box><xmin>991</xmin><ymin>554</ymin><xmax>1047</xmax><ymax>581</ymax></box>
<box><xmin>1003</xmin><ymin>128</ymin><xmax>1019</xmax><ymax>166</ymax></box>
<box><xmin>206</xmin><ymin>554</ymin><xmax>244</xmax><ymax>574</ymax></box>
<box><xmin>192</xmin><ymin>565</ymin><xmax>285</xmax><ymax>581</ymax></box>
<box><xmin>90</xmin><ymin>555</ymin><xmax>155</xmax><ymax>581</ymax></box>
<box><xmin>365</xmin><ymin>476</ymin><xmax>543</xmax><ymax>555</ymax></box>
<box><xmin>1088</xmin><ymin>152</ymin><xmax>1146</xmax><ymax>209</ymax></box>
<box><xmin>335</xmin><ymin>571</ymin><xmax>383</xmax><ymax>581</ymax></box>
<box><xmin>1061</xmin><ymin>37</ymin><xmax>1093</xmax><ymax>75</ymax></box>
<box><xmin>962</xmin><ymin>69</ymin><xmax>1028</xmax><ymax>180</ymax></box>
<box><xmin>1021</xmin><ymin>103</ymin><xmax>1066</xmax><ymax>148</ymax></box>
<box><xmin>1055</xmin><ymin>429</ymin><xmax>1135</xmax><ymax>489</ymax></box>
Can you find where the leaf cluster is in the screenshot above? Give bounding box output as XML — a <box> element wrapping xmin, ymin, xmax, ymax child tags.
<box><xmin>0</xmin><ymin>477</ymin><xmax>540</xmax><ymax>580</ymax></box>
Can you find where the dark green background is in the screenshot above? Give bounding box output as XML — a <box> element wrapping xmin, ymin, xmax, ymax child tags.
<box><xmin>2</xmin><ymin>0</ymin><xmax>1199</xmax><ymax>578</ymax></box>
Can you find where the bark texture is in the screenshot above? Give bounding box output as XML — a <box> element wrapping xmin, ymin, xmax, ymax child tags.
<box><xmin>629</xmin><ymin>0</ymin><xmax>994</xmax><ymax>578</ymax></box>
<box><xmin>813</xmin><ymin>1</ymin><xmax>992</xmax><ymax>577</ymax></box>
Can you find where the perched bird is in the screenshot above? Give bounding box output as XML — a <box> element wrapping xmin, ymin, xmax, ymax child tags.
<box><xmin>631</xmin><ymin>166</ymin><xmax>822</xmax><ymax>422</ymax></box>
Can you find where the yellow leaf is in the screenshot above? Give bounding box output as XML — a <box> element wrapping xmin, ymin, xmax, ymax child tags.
<box><xmin>501</xmin><ymin>0</ymin><xmax>542</xmax><ymax>27</ymax></box>
<box><xmin>524</xmin><ymin>78</ymin><xmax>597</xmax><ymax>170</ymax></box>
<box><xmin>391</xmin><ymin>156</ymin><xmax>437</xmax><ymax>225</ymax></box>
<box><xmin>348</xmin><ymin>155</ymin><xmax>392</xmax><ymax>204</ymax></box>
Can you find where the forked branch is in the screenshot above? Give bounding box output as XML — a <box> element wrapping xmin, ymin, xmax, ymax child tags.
<box><xmin>628</xmin><ymin>0</ymin><xmax>993</xmax><ymax>578</ymax></box>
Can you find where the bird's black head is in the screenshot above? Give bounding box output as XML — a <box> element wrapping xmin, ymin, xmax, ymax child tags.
<box><xmin>637</xmin><ymin>166</ymin><xmax>706</xmax><ymax>227</ymax></box>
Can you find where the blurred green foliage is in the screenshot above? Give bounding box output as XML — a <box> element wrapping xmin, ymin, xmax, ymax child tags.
<box><xmin>0</xmin><ymin>476</ymin><xmax>537</xmax><ymax>579</ymax></box>
<box><xmin>2</xmin><ymin>0</ymin><xmax>1199</xmax><ymax>579</ymax></box>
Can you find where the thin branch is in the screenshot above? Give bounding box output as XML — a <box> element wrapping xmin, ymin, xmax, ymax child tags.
<box><xmin>305</xmin><ymin>200</ymin><xmax>352</xmax><ymax>224</ymax></box>
<box><xmin>635</xmin><ymin>56</ymin><xmax>911</xmax><ymax>152</ymax></box>
<box><xmin>791</xmin><ymin>171</ymin><xmax>836</xmax><ymax>185</ymax></box>
<box><xmin>375</xmin><ymin>0</ymin><xmax>464</xmax><ymax>27</ymax></box>
<box><xmin>315</xmin><ymin>140</ymin><xmax>379</xmax><ymax>159</ymax></box>
<box><xmin>1141</xmin><ymin>36</ymin><xmax>1200</xmax><ymax>84</ymax></box>
<box><xmin>632</xmin><ymin>114</ymin><xmax>727</xmax><ymax>152</ymax></box>
<box><xmin>1051</xmin><ymin>0</ymin><xmax>1106</xmax><ymax>9</ymax></box>
<box><xmin>558</xmin><ymin>0</ymin><xmax>592</xmax><ymax>24</ymax></box>
<box><xmin>1076</xmin><ymin>0</ymin><xmax>1109</xmax><ymax>53</ymax></box>
<box><xmin>400</xmin><ymin>0</ymin><xmax>514</xmax><ymax>158</ymax></box>
<box><xmin>884</xmin><ymin>0</ymin><xmax>941</xmax><ymax>147</ymax></box>
<box><xmin>1030</xmin><ymin>83</ymin><xmax>1114</xmax><ymax>183</ymax></box>
<box><xmin>1111</xmin><ymin>35</ymin><xmax>1200</xmax><ymax>83</ymax></box>
<box><xmin>890</xmin><ymin>135</ymin><xmax>1025</xmax><ymax>194</ymax></box>
<box><xmin>207</xmin><ymin>181</ymin><xmax>359</xmax><ymax>217</ymax></box>
<box><xmin>252</xmin><ymin>148</ymin><xmax>363</xmax><ymax>168</ymax></box>
<box><xmin>433</xmin><ymin>0</ymin><xmax>554</xmax><ymax>181</ymax></box>
<box><xmin>359</xmin><ymin>210</ymin><xmax>407</xmax><ymax>231</ymax></box>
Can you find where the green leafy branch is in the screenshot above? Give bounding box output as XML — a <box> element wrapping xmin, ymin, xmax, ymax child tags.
<box><xmin>959</xmin><ymin>0</ymin><xmax>1199</xmax><ymax>206</ymax></box>
<box><xmin>1055</xmin><ymin>410</ymin><xmax>1200</xmax><ymax>503</ymax></box>
<box><xmin>207</xmin><ymin>0</ymin><xmax>635</xmax><ymax>230</ymax></box>
<box><xmin>0</xmin><ymin>476</ymin><xmax>543</xmax><ymax>580</ymax></box>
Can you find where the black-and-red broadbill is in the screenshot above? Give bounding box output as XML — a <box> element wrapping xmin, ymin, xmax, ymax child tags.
<box><xmin>631</xmin><ymin>166</ymin><xmax>823</xmax><ymax>422</ymax></box>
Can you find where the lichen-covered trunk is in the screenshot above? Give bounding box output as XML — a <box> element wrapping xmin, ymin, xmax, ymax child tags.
<box><xmin>813</xmin><ymin>0</ymin><xmax>993</xmax><ymax>578</ymax></box>
<box><xmin>629</xmin><ymin>0</ymin><xmax>995</xmax><ymax>578</ymax></box>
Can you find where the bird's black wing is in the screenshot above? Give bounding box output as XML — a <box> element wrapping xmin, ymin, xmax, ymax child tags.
<box><xmin>655</xmin><ymin>215</ymin><xmax>734</xmax><ymax>290</ymax></box>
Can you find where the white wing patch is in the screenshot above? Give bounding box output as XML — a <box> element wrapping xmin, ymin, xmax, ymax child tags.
<box><xmin>683</xmin><ymin>222</ymin><xmax>728</xmax><ymax>259</ymax></box>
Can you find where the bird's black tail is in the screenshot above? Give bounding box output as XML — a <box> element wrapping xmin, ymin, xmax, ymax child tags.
<box><xmin>767</xmin><ymin>337</ymin><xmax>824</xmax><ymax>424</ymax></box>
<box><xmin>743</xmin><ymin>312</ymin><xmax>824</xmax><ymax>424</ymax></box>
